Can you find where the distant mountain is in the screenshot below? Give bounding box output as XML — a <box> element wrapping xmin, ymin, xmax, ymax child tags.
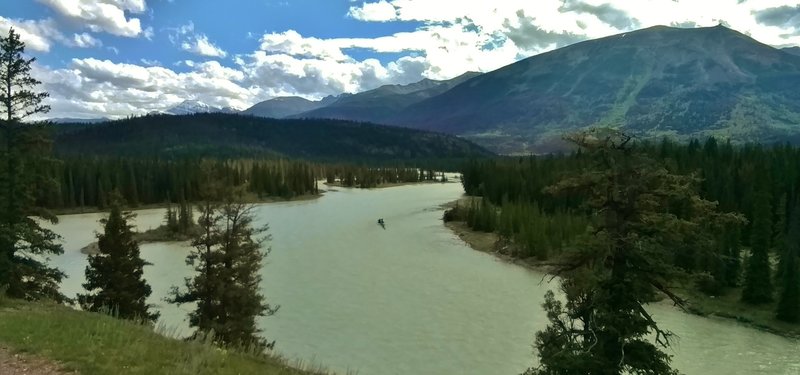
<box><xmin>242</xmin><ymin>96</ymin><xmax>326</xmax><ymax>118</ymax></box>
<box><xmin>783</xmin><ymin>46</ymin><xmax>800</xmax><ymax>57</ymax></box>
<box><xmin>293</xmin><ymin>72</ymin><xmax>481</xmax><ymax>123</ymax></box>
<box><xmin>378</xmin><ymin>26</ymin><xmax>800</xmax><ymax>154</ymax></box>
<box><xmin>54</xmin><ymin>113</ymin><xmax>493</xmax><ymax>161</ymax></box>
<box><xmin>164</xmin><ymin>100</ymin><xmax>238</xmax><ymax>115</ymax></box>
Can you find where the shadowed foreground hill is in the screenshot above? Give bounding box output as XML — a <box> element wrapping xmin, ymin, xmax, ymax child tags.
<box><xmin>54</xmin><ymin>113</ymin><xmax>493</xmax><ymax>161</ymax></box>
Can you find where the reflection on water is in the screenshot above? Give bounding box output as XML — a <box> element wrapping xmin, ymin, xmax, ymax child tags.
<box><xmin>48</xmin><ymin>183</ymin><xmax>799</xmax><ymax>375</ymax></box>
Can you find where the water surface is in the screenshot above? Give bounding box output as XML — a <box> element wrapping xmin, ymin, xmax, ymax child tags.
<box><xmin>49</xmin><ymin>183</ymin><xmax>800</xmax><ymax>375</ymax></box>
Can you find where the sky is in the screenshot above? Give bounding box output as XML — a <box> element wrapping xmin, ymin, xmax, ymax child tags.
<box><xmin>1</xmin><ymin>0</ymin><xmax>800</xmax><ymax>119</ymax></box>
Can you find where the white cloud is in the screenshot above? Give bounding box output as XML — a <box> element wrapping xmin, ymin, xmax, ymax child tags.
<box><xmin>169</xmin><ymin>22</ymin><xmax>226</xmax><ymax>58</ymax></box>
<box><xmin>37</xmin><ymin>0</ymin><xmax>146</xmax><ymax>37</ymax></box>
<box><xmin>0</xmin><ymin>17</ymin><xmax>61</xmax><ymax>52</ymax></box>
<box><xmin>181</xmin><ymin>34</ymin><xmax>227</xmax><ymax>57</ymax></box>
<box><xmin>0</xmin><ymin>17</ymin><xmax>104</xmax><ymax>51</ymax></box>
<box><xmin>140</xmin><ymin>58</ymin><xmax>160</xmax><ymax>66</ymax></box>
<box><xmin>143</xmin><ymin>26</ymin><xmax>154</xmax><ymax>40</ymax></box>
<box><xmin>347</xmin><ymin>1</ymin><xmax>398</xmax><ymax>22</ymax></box>
<box><xmin>35</xmin><ymin>58</ymin><xmax>257</xmax><ymax>119</ymax></box>
<box><xmin>260</xmin><ymin>30</ymin><xmax>349</xmax><ymax>61</ymax></box>
<box><xmin>72</xmin><ymin>32</ymin><xmax>102</xmax><ymax>48</ymax></box>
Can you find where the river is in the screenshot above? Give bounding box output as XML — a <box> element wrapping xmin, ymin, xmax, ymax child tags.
<box><xmin>46</xmin><ymin>182</ymin><xmax>799</xmax><ymax>375</ymax></box>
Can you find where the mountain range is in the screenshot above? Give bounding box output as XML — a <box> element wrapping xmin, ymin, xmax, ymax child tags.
<box><xmin>50</xmin><ymin>25</ymin><xmax>800</xmax><ymax>154</ymax></box>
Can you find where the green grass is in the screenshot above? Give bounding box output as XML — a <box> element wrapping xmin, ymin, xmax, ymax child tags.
<box><xmin>0</xmin><ymin>298</ymin><xmax>339</xmax><ymax>375</ymax></box>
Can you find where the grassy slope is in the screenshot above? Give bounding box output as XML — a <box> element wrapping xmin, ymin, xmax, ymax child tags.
<box><xmin>0</xmin><ymin>299</ymin><xmax>332</xmax><ymax>375</ymax></box>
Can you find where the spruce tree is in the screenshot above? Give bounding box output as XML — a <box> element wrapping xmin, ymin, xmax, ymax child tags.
<box><xmin>742</xmin><ymin>190</ymin><xmax>774</xmax><ymax>304</ymax></box>
<box><xmin>78</xmin><ymin>192</ymin><xmax>158</xmax><ymax>322</ymax></box>
<box><xmin>0</xmin><ymin>27</ymin><xmax>64</xmax><ymax>300</ymax></box>
<box><xmin>527</xmin><ymin>129</ymin><xmax>742</xmax><ymax>375</ymax></box>
<box><xmin>164</xmin><ymin>200</ymin><xmax>179</xmax><ymax>233</ymax></box>
<box><xmin>776</xmin><ymin>203</ymin><xmax>800</xmax><ymax>322</ymax></box>
<box><xmin>169</xmin><ymin>185</ymin><xmax>277</xmax><ymax>349</ymax></box>
<box><xmin>178</xmin><ymin>199</ymin><xmax>193</xmax><ymax>233</ymax></box>
<box><xmin>774</xmin><ymin>194</ymin><xmax>788</xmax><ymax>281</ymax></box>
<box><xmin>724</xmin><ymin>225</ymin><xmax>742</xmax><ymax>287</ymax></box>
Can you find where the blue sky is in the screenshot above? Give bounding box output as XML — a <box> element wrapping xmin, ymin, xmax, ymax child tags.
<box><xmin>1</xmin><ymin>0</ymin><xmax>800</xmax><ymax>119</ymax></box>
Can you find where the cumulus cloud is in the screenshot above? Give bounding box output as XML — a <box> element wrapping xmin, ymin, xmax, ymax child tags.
<box><xmin>37</xmin><ymin>0</ymin><xmax>146</xmax><ymax>37</ymax></box>
<box><xmin>260</xmin><ymin>30</ymin><xmax>349</xmax><ymax>61</ymax></box>
<box><xmin>181</xmin><ymin>34</ymin><xmax>227</xmax><ymax>57</ymax></box>
<box><xmin>169</xmin><ymin>22</ymin><xmax>227</xmax><ymax>58</ymax></box>
<box><xmin>0</xmin><ymin>17</ymin><xmax>61</xmax><ymax>52</ymax></box>
<box><xmin>0</xmin><ymin>17</ymin><xmax>103</xmax><ymax>51</ymax></box>
<box><xmin>754</xmin><ymin>5</ymin><xmax>800</xmax><ymax>27</ymax></box>
<box><xmin>347</xmin><ymin>1</ymin><xmax>398</xmax><ymax>22</ymax></box>
<box><xmin>34</xmin><ymin>58</ymin><xmax>257</xmax><ymax>119</ymax></box>
<box><xmin>559</xmin><ymin>1</ymin><xmax>641</xmax><ymax>30</ymax></box>
<box><xmin>72</xmin><ymin>32</ymin><xmax>102</xmax><ymax>48</ymax></box>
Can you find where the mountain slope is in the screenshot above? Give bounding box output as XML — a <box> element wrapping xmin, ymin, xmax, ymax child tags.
<box><xmin>783</xmin><ymin>47</ymin><xmax>800</xmax><ymax>57</ymax></box>
<box><xmin>54</xmin><ymin>113</ymin><xmax>493</xmax><ymax>161</ymax></box>
<box><xmin>294</xmin><ymin>72</ymin><xmax>481</xmax><ymax>123</ymax></box>
<box><xmin>242</xmin><ymin>96</ymin><xmax>326</xmax><ymax>118</ymax></box>
<box><xmin>389</xmin><ymin>26</ymin><xmax>800</xmax><ymax>153</ymax></box>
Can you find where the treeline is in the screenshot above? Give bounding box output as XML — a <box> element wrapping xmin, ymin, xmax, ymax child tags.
<box><xmin>36</xmin><ymin>158</ymin><xmax>318</xmax><ymax>210</ymax></box>
<box><xmin>34</xmin><ymin>157</ymin><xmax>450</xmax><ymax>210</ymax></box>
<box><xmin>324</xmin><ymin>165</ymin><xmax>447</xmax><ymax>188</ymax></box>
<box><xmin>457</xmin><ymin>137</ymin><xmax>800</xmax><ymax>322</ymax></box>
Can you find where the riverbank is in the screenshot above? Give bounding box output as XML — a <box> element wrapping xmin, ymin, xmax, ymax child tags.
<box><xmin>0</xmin><ymin>298</ymin><xmax>336</xmax><ymax>375</ymax></box>
<box><xmin>324</xmin><ymin>179</ymin><xmax>455</xmax><ymax>189</ymax></box>
<box><xmin>51</xmin><ymin>193</ymin><xmax>323</xmax><ymax>216</ymax></box>
<box><xmin>81</xmin><ymin>224</ymin><xmax>197</xmax><ymax>255</ymax></box>
<box><xmin>442</xmin><ymin>199</ymin><xmax>800</xmax><ymax>340</ymax></box>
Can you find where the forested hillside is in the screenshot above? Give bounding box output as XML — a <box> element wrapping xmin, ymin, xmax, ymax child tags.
<box><xmin>53</xmin><ymin>113</ymin><xmax>493</xmax><ymax>161</ymax></box>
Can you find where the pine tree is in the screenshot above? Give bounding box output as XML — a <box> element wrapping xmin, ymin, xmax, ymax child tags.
<box><xmin>742</xmin><ymin>190</ymin><xmax>774</xmax><ymax>304</ymax></box>
<box><xmin>178</xmin><ymin>199</ymin><xmax>193</xmax><ymax>233</ymax></box>
<box><xmin>527</xmin><ymin>130</ymin><xmax>742</xmax><ymax>375</ymax></box>
<box><xmin>774</xmin><ymin>194</ymin><xmax>788</xmax><ymax>281</ymax></box>
<box><xmin>169</xmin><ymin>185</ymin><xmax>277</xmax><ymax>349</ymax></box>
<box><xmin>0</xmin><ymin>27</ymin><xmax>64</xmax><ymax>300</ymax></box>
<box><xmin>724</xmin><ymin>225</ymin><xmax>742</xmax><ymax>287</ymax></box>
<box><xmin>776</xmin><ymin>203</ymin><xmax>800</xmax><ymax>322</ymax></box>
<box><xmin>78</xmin><ymin>192</ymin><xmax>158</xmax><ymax>322</ymax></box>
<box><xmin>164</xmin><ymin>200</ymin><xmax>179</xmax><ymax>233</ymax></box>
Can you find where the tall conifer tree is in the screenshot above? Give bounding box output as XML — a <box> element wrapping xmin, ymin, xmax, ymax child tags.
<box><xmin>527</xmin><ymin>129</ymin><xmax>741</xmax><ymax>375</ymax></box>
<box><xmin>742</xmin><ymin>190</ymin><xmax>774</xmax><ymax>304</ymax></box>
<box><xmin>79</xmin><ymin>192</ymin><xmax>158</xmax><ymax>322</ymax></box>
<box><xmin>0</xmin><ymin>27</ymin><xmax>64</xmax><ymax>300</ymax></box>
<box><xmin>170</xmin><ymin>184</ymin><xmax>277</xmax><ymax>349</ymax></box>
<box><xmin>776</xmin><ymin>203</ymin><xmax>800</xmax><ymax>322</ymax></box>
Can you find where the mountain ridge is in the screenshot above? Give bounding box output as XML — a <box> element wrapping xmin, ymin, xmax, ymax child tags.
<box><xmin>383</xmin><ymin>25</ymin><xmax>800</xmax><ymax>153</ymax></box>
<box><xmin>292</xmin><ymin>72</ymin><xmax>481</xmax><ymax>122</ymax></box>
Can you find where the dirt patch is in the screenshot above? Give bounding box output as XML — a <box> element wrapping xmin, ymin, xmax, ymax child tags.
<box><xmin>444</xmin><ymin>218</ymin><xmax>555</xmax><ymax>274</ymax></box>
<box><xmin>0</xmin><ymin>346</ymin><xmax>75</xmax><ymax>375</ymax></box>
<box><xmin>445</xmin><ymin>220</ymin><xmax>500</xmax><ymax>254</ymax></box>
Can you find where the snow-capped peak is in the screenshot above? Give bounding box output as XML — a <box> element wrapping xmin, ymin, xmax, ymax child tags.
<box><xmin>164</xmin><ymin>100</ymin><xmax>225</xmax><ymax>115</ymax></box>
